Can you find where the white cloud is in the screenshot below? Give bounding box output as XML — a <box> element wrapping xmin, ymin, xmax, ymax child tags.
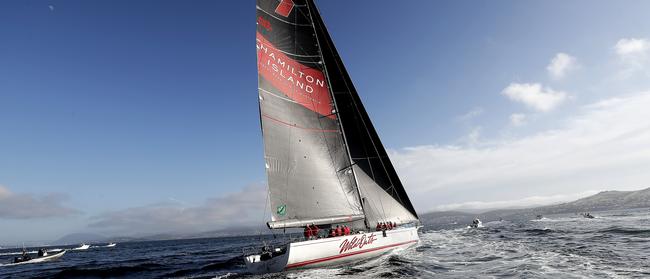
<box><xmin>459</xmin><ymin>126</ymin><xmax>482</xmax><ymax>146</ymax></box>
<box><xmin>0</xmin><ymin>185</ymin><xmax>79</xmax><ymax>219</ymax></box>
<box><xmin>614</xmin><ymin>38</ymin><xmax>650</xmax><ymax>78</ymax></box>
<box><xmin>89</xmin><ymin>184</ymin><xmax>267</xmax><ymax>235</ymax></box>
<box><xmin>502</xmin><ymin>83</ymin><xmax>568</xmax><ymax>112</ymax></box>
<box><xmin>509</xmin><ymin>113</ymin><xmax>526</xmax><ymax>127</ymax></box>
<box><xmin>457</xmin><ymin>107</ymin><xmax>484</xmax><ymax>122</ymax></box>
<box><xmin>615</xmin><ymin>38</ymin><xmax>649</xmax><ymax>57</ymax></box>
<box><xmin>547</xmin><ymin>52</ymin><xmax>577</xmax><ymax>80</ymax></box>
<box><xmin>391</xmin><ymin>92</ymin><xmax>650</xmax><ymax>213</ymax></box>
<box><xmin>432</xmin><ymin>190</ymin><xmax>600</xmax><ymax>211</ymax></box>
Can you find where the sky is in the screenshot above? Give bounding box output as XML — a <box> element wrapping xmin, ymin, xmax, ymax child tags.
<box><xmin>2</xmin><ymin>0</ymin><xmax>650</xmax><ymax>244</ymax></box>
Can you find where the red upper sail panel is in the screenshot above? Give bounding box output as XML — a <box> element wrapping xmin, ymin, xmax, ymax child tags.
<box><xmin>256</xmin><ymin>32</ymin><xmax>334</xmax><ymax>119</ymax></box>
<box><xmin>274</xmin><ymin>0</ymin><xmax>295</xmax><ymax>17</ymax></box>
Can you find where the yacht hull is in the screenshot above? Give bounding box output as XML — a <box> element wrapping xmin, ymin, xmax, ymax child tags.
<box><xmin>245</xmin><ymin>226</ymin><xmax>419</xmax><ymax>274</ymax></box>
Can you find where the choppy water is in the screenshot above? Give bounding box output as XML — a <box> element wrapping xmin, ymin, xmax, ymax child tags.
<box><xmin>1</xmin><ymin>209</ymin><xmax>648</xmax><ymax>278</ymax></box>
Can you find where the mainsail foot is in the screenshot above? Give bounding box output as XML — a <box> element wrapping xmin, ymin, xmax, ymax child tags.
<box><xmin>245</xmin><ymin>226</ymin><xmax>419</xmax><ymax>274</ymax></box>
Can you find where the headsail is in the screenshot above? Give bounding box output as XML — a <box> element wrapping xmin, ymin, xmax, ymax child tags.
<box><xmin>306</xmin><ymin>0</ymin><xmax>419</xmax><ymax>224</ymax></box>
<box><xmin>256</xmin><ymin>0</ymin><xmax>363</xmax><ymax>229</ymax></box>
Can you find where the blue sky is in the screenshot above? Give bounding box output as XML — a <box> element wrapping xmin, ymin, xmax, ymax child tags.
<box><xmin>2</xmin><ymin>0</ymin><xmax>650</xmax><ymax>244</ymax></box>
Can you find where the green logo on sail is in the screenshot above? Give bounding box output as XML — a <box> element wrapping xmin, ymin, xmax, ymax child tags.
<box><xmin>276</xmin><ymin>204</ymin><xmax>286</xmax><ymax>216</ymax></box>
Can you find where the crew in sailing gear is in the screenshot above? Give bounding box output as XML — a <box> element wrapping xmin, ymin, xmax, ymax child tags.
<box><xmin>304</xmin><ymin>225</ymin><xmax>312</xmax><ymax>239</ymax></box>
<box><xmin>14</xmin><ymin>250</ymin><xmax>31</xmax><ymax>263</ymax></box>
<box><xmin>387</xmin><ymin>222</ymin><xmax>393</xmax><ymax>230</ymax></box>
<box><xmin>329</xmin><ymin>228</ymin><xmax>336</xmax><ymax>237</ymax></box>
<box><xmin>393</xmin><ymin>221</ymin><xmax>397</xmax><ymax>229</ymax></box>
<box><xmin>335</xmin><ymin>225</ymin><xmax>342</xmax><ymax>236</ymax></box>
<box><xmin>376</xmin><ymin>223</ymin><xmax>381</xmax><ymax>231</ymax></box>
<box><xmin>344</xmin><ymin>226</ymin><xmax>351</xmax><ymax>235</ymax></box>
<box><xmin>381</xmin><ymin>222</ymin><xmax>387</xmax><ymax>231</ymax></box>
<box><xmin>310</xmin><ymin>224</ymin><xmax>319</xmax><ymax>238</ymax></box>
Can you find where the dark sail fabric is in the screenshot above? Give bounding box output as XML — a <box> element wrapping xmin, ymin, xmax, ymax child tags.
<box><xmin>256</xmin><ymin>0</ymin><xmax>363</xmax><ymax>228</ymax></box>
<box><xmin>306</xmin><ymin>0</ymin><xmax>419</xmax><ymax>221</ymax></box>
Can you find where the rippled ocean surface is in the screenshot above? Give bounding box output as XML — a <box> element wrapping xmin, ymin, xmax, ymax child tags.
<box><xmin>1</xmin><ymin>209</ymin><xmax>648</xmax><ymax>278</ymax></box>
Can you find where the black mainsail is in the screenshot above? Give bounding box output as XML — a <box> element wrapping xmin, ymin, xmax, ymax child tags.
<box><xmin>256</xmin><ymin>0</ymin><xmax>418</xmax><ymax>230</ymax></box>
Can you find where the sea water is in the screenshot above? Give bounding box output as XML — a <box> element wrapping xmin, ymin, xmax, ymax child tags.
<box><xmin>1</xmin><ymin>208</ymin><xmax>648</xmax><ymax>278</ymax></box>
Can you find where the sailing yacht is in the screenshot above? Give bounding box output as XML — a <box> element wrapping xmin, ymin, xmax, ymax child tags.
<box><xmin>245</xmin><ymin>0</ymin><xmax>420</xmax><ymax>273</ymax></box>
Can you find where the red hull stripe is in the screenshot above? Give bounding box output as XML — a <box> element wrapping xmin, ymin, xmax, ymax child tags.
<box><xmin>285</xmin><ymin>239</ymin><xmax>418</xmax><ymax>269</ymax></box>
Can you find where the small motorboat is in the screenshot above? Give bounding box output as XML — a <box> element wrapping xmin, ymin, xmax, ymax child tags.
<box><xmin>7</xmin><ymin>250</ymin><xmax>66</xmax><ymax>266</ymax></box>
<box><xmin>469</xmin><ymin>218</ymin><xmax>483</xmax><ymax>228</ymax></box>
<box><xmin>581</xmin><ymin>213</ymin><xmax>595</xmax><ymax>219</ymax></box>
<box><xmin>73</xmin><ymin>243</ymin><xmax>90</xmax><ymax>250</ymax></box>
<box><xmin>105</xmin><ymin>243</ymin><xmax>117</xmax><ymax>247</ymax></box>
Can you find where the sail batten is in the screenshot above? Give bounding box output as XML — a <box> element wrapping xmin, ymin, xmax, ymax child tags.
<box><xmin>267</xmin><ymin>214</ymin><xmax>365</xmax><ymax>229</ymax></box>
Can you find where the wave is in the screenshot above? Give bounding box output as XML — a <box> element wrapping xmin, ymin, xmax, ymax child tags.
<box><xmin>50</xmin><ymin>263</ymin><xmax>165</xmax><ymax>278</ymax></box>
<box><xmin>599</xmin><ymin>227</ymin><xmax>650</xmax><ymax>236</ymax></box>
<box><xmin>522</xmin><ymin>228</ymin><xmax>555</xmax><ymax>235</ymax></box>
<box><xmin>161</xmin><ymin>256</ymin><xmax>244</xmax><ymax>278</ymax></box>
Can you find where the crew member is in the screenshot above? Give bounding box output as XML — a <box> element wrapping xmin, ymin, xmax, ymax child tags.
<box><xmin>310</xmin><ymin>224</ymin><xmax>319</xmax><ymax>239</ymax></box>
<box><xmin>335</xmin><ymin>225</ymin><xmax>342</xmax><ymax>236</ymax></box>
<box><xmin>344</xmin><ymin>225</ymin><xmax>351</xmax><ymax>235</ymax></box>
<box><xmin>304</xmin><ymin>225</ymin><xmax>312</xmax><ymax>239</ymax></box>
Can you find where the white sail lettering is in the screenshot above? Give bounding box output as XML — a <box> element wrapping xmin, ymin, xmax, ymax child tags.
<box><xmin>257</xmin><ymin>41</ymin><xmax>330</xmax><ymax>99</ymax></box>
<box><xmin>276</xmin><ymin>58</ymin><xmax>286</xmax><ymax>69</ymax></box>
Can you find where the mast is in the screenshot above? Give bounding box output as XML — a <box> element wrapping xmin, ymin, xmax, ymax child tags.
<box><xmin>304</xmin><ymin>0</ymin><xmax>368</xmax><ymax>229</ymax></box>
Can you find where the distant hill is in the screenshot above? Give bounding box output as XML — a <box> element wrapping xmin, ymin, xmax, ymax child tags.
<box><xmin>543</xmin><ymin>188</ymin><xmax>650</xmax><ymax>213</ymax></box>
<box><xmin>421</xmin><ymin>187</ymin><xmax>650</xmax><ymax>227</ymax></box>
<box><xmin>419</xmin><ymin>211</ymin><xmax>477</xmax><ymax>229</ymax></box>
<box><xmin>45</xmin><ymin>226</ymin><xmax>269</xmax><ymax>247</ymax></box>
